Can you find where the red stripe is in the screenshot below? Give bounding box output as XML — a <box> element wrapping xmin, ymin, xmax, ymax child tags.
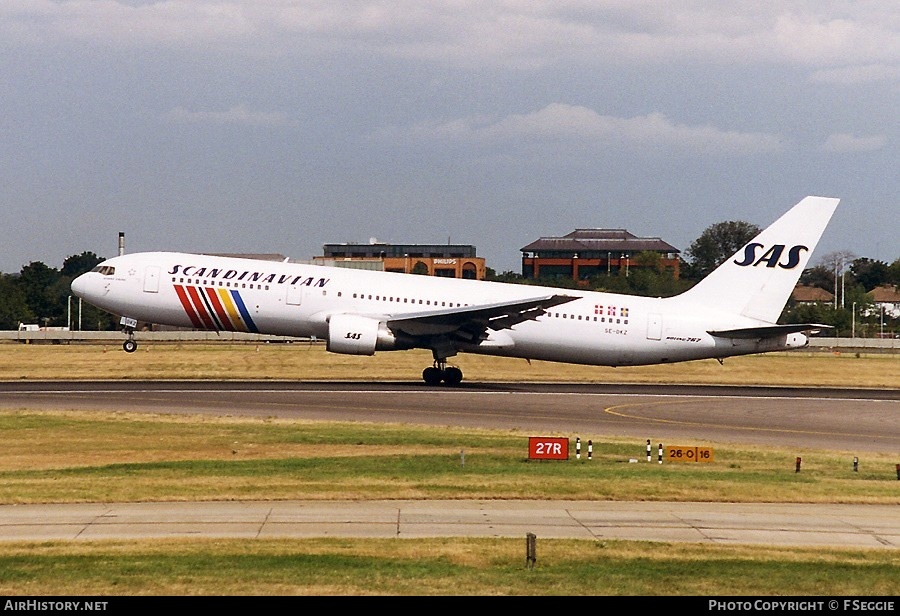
<box><xmin>204</xmin><ymin>287</ymin><xmax>235</xmax><ymax>331</ymax></box>
<box><xmin>174</xmin><ymin>285</ymin><xmax>204</xmax><ymax>328</ymax></box>
<box><xmin>185</xmin><ymin>286</ymin><xmax>216</xmax><ymax>330</ymax></box>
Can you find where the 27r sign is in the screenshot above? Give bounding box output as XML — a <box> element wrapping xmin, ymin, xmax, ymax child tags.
<box><xmin>528</xmin><ymin>437</ymin><xmax>569</xmax><ymax>460</ymax></box>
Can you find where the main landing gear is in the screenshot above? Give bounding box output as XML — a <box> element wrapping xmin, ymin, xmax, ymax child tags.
<box><xmin>422</xmin><ymin>360</ymin><xmax>463</xmax><ymax>386</ymax></box>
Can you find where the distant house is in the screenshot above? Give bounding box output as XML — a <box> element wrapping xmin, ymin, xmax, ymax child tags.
<box><xmin>869</xmin><ymin>284</ymin><xmax>900</xmax><ymax>318</ymax></box>
<box><xmin>520</xmin><ymin>228</ymin><xmax>680</xmax><ymax>282</ymax></box>
<box><xmin>317</xmin><ymin>242</ymin><xmax>485</xmax><ymax>279</ymax></box>
<box><xmin>791</xmin><ymin>284</ymin><xmax>834</xmax><ymax>305</ymax></box>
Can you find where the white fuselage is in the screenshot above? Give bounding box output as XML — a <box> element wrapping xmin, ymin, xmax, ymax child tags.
<box><xmin>71</xmin><ymin>251</ymin><xmax>805</xmax><ymax>368</ymax></box>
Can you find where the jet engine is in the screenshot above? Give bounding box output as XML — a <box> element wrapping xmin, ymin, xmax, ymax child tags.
<box><xmin>326</xmin><ymin>314</ymin><xmax>396</xmax><ymax>355</ymax></box>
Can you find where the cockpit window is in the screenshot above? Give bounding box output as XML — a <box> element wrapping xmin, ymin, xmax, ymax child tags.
<box><xmin>91</xmin><ymin>265</ymin><xmax>116</xmax><ymax>275</ymax></box>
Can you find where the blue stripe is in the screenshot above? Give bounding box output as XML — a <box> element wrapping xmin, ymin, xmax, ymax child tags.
<box><xmin>229</xmin><ymin>290</ymin><xmax>259</xmax><ymax>333</ymax></box>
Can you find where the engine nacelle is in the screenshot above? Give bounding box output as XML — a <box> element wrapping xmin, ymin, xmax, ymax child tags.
<box><xmin>326</xmin><ymin>314</ymin><xmax>395</xmax><ymax>355</ymax></box>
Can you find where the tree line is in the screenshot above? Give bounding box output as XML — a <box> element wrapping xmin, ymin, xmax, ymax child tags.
<box><xmin>0</xmin><ymin>252</ymin><xmax>115</xmax><ymax>331</ymax></box>
<box><xmin>1</xmin><ymin>220</ymin><xmax>898</xmax><ymax>336</ymax></box>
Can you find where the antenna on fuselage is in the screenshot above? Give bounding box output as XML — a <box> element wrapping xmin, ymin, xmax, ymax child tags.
<box><xmin>118</xmin><ymin>232</ymin><xmax>125</xmax><ymax>256</ymax></box>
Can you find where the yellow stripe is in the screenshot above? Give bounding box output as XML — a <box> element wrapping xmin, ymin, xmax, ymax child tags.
<box><xmin>217</xmin><ymin>288</ymin><xmax>247</xmax><ymax>332</ymax></box>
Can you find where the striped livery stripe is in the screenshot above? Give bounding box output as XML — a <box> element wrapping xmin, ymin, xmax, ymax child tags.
<box><xmin>215</xmin><ymin>288</ymin><xmax>246</xmax><ymax>332</ymax></box>
<box><xmin>203</xmin><ymin>287</ymin><xmax>235</xmax><ymax>331</ymax></box>
<box><xmin>173</xmin><ymin>285</ymin><xmax>258</xmax><ymax>333</ymax></box>
<box><xmin>173</xmin><ymin>285</ymin><xmax>205</xmax><ymax>329</ymax></box>
<box><xmin>228</xmin><ymin>289</ymin><xmax>259</xmax><ymax>333</ymax></box>
<box><xmin>184</xmin><ymin>286</ymin><xmax>217</xmax><ymax>330</ymax></box>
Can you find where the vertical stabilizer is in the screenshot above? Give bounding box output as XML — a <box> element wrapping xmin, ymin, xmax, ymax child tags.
<box><xmin>678</xmin><ymin>196</ymin><xmax>839</xmax><ymax>323</ymax></box>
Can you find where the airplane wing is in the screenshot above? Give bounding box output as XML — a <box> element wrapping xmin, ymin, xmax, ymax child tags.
<box><xmin>384</xmin><ymin>294</ymin><xmax>579</xmax><ymax>343</ymax></box>
<box><xmin>708</xmin><ymin>323</ymin><xmax>833</xmax><ymax>339</ymax></box>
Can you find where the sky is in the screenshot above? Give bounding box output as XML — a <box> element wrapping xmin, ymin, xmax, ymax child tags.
<box><xmin>1</xmin><ymin>1</ymin><xmax>898</xmax><ymax>275</ymax></box>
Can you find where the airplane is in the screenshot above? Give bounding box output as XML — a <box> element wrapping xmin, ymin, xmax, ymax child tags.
<box><xmin>70</xmin><ymin>195</ymin><xmax>839</xmax><ymax>385</ymax></box>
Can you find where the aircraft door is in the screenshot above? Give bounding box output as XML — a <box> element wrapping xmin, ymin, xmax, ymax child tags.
<box><xmin>143</xmin><ymin>266</ymin><xmax>160</xmax><ymax>293</ymax></box>
<box><xmin>286</xmin><ymin>284</ymin><xmax>303</xmax><ymax>306</ymax></box>
<box><xmin>647</xmin><ymin>313</ymin><xmax>662</xmax><ymax>340</ymax></box>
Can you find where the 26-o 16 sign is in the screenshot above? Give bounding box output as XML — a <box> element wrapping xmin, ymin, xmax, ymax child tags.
<box><xmin>666</xmin><ymin>445</ymin><xmax>714</xmax><ymax>463</ymax></box>
<box><xmin>528</xmin><ymin>437</ymin><xmax>569</xmax><ymax>460</ymax></box>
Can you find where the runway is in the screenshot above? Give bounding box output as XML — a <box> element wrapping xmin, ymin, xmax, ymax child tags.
<box><xmin>2</xmin><ymin>380</ymin><xmax>898</xmax><ymax>453</ymax></box>
<box><xmin>0</xmin><ymin>381</ymin><xmax>897</xmax><ymax>548</ymax></box>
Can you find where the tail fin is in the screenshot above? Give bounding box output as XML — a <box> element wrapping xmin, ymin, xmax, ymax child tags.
<box><xmin>679</xmin><ymin>196</ymin><xmax>840</xmax><ymax>323</ymax></box>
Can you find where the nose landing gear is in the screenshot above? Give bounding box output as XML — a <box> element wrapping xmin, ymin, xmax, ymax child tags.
<box><xmin>120</xmin><ymin>316</ymin><xmax>138</xmax><ymax>353</ymax></box>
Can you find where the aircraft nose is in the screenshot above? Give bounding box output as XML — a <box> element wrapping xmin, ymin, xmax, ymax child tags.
<box><xmin>70</xmin><ymin>274</ymin><xmax>88</xmax><ymax>298</ymax></box>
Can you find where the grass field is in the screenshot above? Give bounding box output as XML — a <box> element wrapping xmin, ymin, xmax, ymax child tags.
<box><xmin>1</xmin><ymin>412</ymin><xmax>898</xmax><ymax>504</ymax></box>
<box><xmin>0</xmin><ymin>343</ymin><xmax>897</xmax><ymax>596</ymax></box>
<box><xmin>1</xmin><ymin>341</ymin><xmax>898</xmax><ymax>387</ymax></box>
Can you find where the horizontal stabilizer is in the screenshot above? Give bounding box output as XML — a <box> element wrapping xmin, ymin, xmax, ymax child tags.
<box><xmin>708</xmin><ymin>323</ymin><xmax>832</xmax><ymax>339</ymax></box>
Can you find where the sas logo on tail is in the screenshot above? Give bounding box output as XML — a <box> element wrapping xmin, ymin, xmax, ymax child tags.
<box><xmin>733</xmin><ymin>243</ymin><xmax>808</xmax><ymax>269</ymax></box>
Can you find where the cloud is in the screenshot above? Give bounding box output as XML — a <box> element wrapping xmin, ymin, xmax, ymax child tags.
<box><xmin>770</xmin><ymin>13</ymin><xmax>892</xmax><ymax>64</ymax></box>
<box><xmin>0</xmin><ymin>0</ymin><xmax>255</xmax><ymax>47</ymax></box>
<box><xmin>166</xmin><ymin>105</ymin><xmax>293</xmax><ymax>127</ymax></box>
<box><xmin>809</xmin><ymin>63</ymin><xmax>900</xmax><ymax>85</ymax></box>
<box><xmin>820</xmin><ymin>132</ymin><xmax>887</xmax><ymax>153</ymax></box>
<box><xmin>384</xmin><ymin>103</ymin><xmax>784</xmax><ymax>155</ymax></box>
<box><xmin>3</xmin><ymin>2</ymin><xmax>898</xmax><ymax>73</ymax></box>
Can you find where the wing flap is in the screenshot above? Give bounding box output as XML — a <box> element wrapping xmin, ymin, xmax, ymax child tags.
<box><xmin>387</xmin><ymin>294</ymin><xmax>578</xmax><ymax>337</ymax></box>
